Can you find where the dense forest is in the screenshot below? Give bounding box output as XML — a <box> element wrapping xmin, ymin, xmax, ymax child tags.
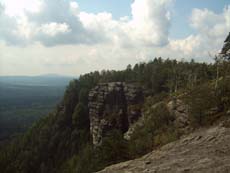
<box><xmin>1</xmin><ymin>44</ymin><xmax>230</xmax><ymax>172</ymax></box>
<box><xmin>0</xmin><ymin>76</ymin><xmax>72</xmax><ymax>142</ymax></box>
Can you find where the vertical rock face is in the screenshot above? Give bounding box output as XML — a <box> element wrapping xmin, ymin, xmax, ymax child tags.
<box><xmin>167</xmin><ymin>99</ymin><xmax>190</xmax><ymax>133</ymax></box>
<box><xmin>88</xmin><ymin>82</ymin><xmax>143</xmax><ymax>146</ymax></box>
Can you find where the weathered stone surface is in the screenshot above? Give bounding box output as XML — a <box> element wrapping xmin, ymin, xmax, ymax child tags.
<box><xmin>88</xmin><ymin>82</ymin><xmax>143</xmax><ymax>146</ymax></box>
<box><xmin>97</xmin><ymin>125</ymin><xmax>230</xmax><ymax>173</ymax></box>
<box><xmin>167</xmin><ymin>99</ymin><xmax>190</xmax><ymax>130</ymax></box>
<box><xmin>123</xmin><ymin>115</ymin><xmax>145</xmax><ymax>140</ymax></box>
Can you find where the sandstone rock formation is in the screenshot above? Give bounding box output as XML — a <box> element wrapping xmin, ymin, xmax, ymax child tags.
<box><xmin>88</xmin><ymin>82</ymin><xmax>143</xmax><ymax>146</ymax></box>
<box><xmin>167</xmin><ymin>99</ymin><xmax>190</xmax><ymax>133</ymax></box>
<box><xmin>97</xmin><ymin>124</ymin><xmax>230</xmax><ymax>173</ymax></box>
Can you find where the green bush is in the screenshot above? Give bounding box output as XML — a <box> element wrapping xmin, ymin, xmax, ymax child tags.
<box><xmin>98</xmin><ymin>130</ymin><xmax>129</xmax><ymax>166</ymax></box>
<box><xmin>185</xmin><ymin>83</ymin><xmax>217</xmax><ymax>126</ymax></box>
<box><xmin>73</xmin><ymin>130</ymin><xmax>129</xmax><ymax>173</ymax></box>
<box><xmin>216</xmin><ymin>77</ymin><xmax>230</xmax><ymax>111</ymax></box>
<box><xmin>128</xmin><ymin>101</ymin><xmax>177</xmax><ymax>158</ymax></box>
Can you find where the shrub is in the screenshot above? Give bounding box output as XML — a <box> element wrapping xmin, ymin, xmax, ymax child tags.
<box><xmin>128</xmin><ymin>101</ymin><xmax>176</xmax><ymax>158</ymax></box>
<box><xmin>184</xmin><ymin>83</ymin><xmax>217</xmax><ymax>126</ymax></box>
<box><xmin>216</xmin><ymin>77</ymin><xmax>230</xmax><ymax>111</ymax></box>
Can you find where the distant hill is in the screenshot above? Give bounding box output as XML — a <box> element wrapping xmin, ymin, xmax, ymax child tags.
<box><xmin>0</xmin><ymin>74</ymin><xmax>74</xmax><ymax>86</ymax></box>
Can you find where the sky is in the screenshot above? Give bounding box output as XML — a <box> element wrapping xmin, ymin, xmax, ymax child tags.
<box><xmin>0</xmin><ymin>0</ymin><xmax>229</xmax><ymax>76</ymax></box>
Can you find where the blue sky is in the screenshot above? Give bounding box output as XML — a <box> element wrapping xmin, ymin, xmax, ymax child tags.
<box><xmin>76</xmin><ymin>0</ymin><xmax>133</xmax><ymax>19</ymax></box>
<box><xmin>0</xmin><ymin>0</ymin><xmax>229</xmax><ymax>76</ymax></box>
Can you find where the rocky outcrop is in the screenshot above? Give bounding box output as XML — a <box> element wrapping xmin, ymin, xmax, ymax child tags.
<box><xmin>97</xmin><ymin>124</ymin><xmax>230</xmax><ymax>173</ymax></box>
<box><xmin>123</xmin><ymin>114</ymin><xmax>145</xmax><ymax>140</ymax></box>
<box><xmin>167</xmin><ymin>99</ymin><xmax>191</xmax><ymax>133</ymax></box>
<box><xmin>88</xmin><ymin>82</ymin><xmax>143</xmax><ymax>146</ymax></box>
<box><xmin>124</xmin><ymin>99</ymin><xmax>191</xmax><ymax>140</ymax></box>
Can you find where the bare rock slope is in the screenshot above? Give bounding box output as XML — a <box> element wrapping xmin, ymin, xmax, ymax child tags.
<box><xmin>97</xmin><ymin>124</ymin><xmax>230</xmax><ymax>173</ymax></box>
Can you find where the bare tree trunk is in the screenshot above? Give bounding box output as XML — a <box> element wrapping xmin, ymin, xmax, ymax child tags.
<box><xmin>215</xmin><ymin>63</ymin><xmax>219</xmax><ymax>90</ymax></box>
<box><xmin>175</xmin><ymin>76</ymin><xmax>178</xmax><ymax>93</ymax></box>
<box><xmin>194</xmin><ymin>73</ymin><xmax>197</xmax><ymax>87</ymax></box>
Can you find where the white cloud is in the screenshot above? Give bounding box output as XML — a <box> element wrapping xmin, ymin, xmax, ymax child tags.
<box><xmin>129</xmin><ymin>0</ymin><xmax>172</xmax><ymax>46</ymax></box>
<box><xmin>78</xmin><ymin>0</ymin><xmax>172</xmax><ymax>47</ymax></box>
<box><xmin>190</xmin><ymin>8</ymin><xmax>228</xmax><ymax>39</ymax></box>
<box><xmin>1</xmin><ymin>0</ymin><xmax>42</xmax><ymax>17</ymax></box>
<box><xmin>0</xmin><ymin>0</ymin><xmax>229</xmax><ymax>76</ymax></box>
<box><xmin>170</xmin><ymin>35</ymin><xmax>201</xmax><ymax>55</ymax></box>
<box><xmin>0</xmin><ymin>0</ymin><xmax>84</xmax><ymax>45</ymax></box>
<box><xmin>0</xmin><ymin>0</ymin><xmax>173</xmax><ymax>47</ymax></box>
<box><xmin>70</xmin><ymin>1</ymin><xmax>79</xmax><ymax>16</ymax></box>
<box><xmin>14</xmin><ymin>16</ymin><xmax>35</xmax><ymax>40</ymax></box>
<box><xmin>169</xmin><ymin>6</ymin><xmax>230</xmax><ymax>60</ymax></box>
<box><xmin>39</xmin><ymin>22</ymin><xmax>71</xmax><ymax>36</ymax></box>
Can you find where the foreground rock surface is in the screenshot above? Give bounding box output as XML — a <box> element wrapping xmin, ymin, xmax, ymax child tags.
<box><xmin>97</xmin><ymin>125</ymin><xmax>230</xmax><ymax>173</ymax></box>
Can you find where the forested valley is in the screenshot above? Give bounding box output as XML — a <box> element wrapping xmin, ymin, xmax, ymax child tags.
<box><xmin>0</xmin><ymin>75</ymin><xmax>72</xmax><ymax>143</ymax></box>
